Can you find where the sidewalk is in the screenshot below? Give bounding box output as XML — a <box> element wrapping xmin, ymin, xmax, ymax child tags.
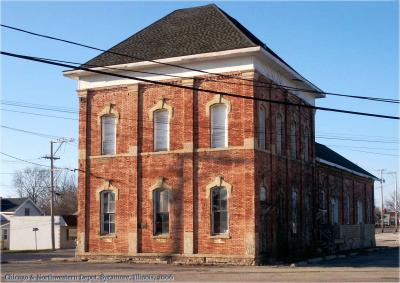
<box><xmin>375</xmin><ymin>230</ymin><xmax>399</xmax><ymax>247</ymax></box>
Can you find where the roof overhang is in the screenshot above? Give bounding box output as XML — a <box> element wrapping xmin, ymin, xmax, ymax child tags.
<box><xmin>63</xmin><ymin>46</ymin><xmax>324</xmax><ymax>99</ymax></box>
<box><xmin>316</xmin><ymin>157</ymin><xmax>380</xmax><ymax>181</ymax></box>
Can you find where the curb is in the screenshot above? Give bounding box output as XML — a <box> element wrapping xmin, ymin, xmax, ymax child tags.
<box><xmin>291</xmin><ymin>245</ymin><xmax>386</xmax><ymax>267</ymax></box>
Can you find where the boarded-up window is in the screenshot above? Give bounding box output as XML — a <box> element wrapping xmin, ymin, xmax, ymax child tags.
<box><xmin>290</xmin><ymin>122</ymin><xmax>297</xmax><ymax>159</ymax></box>
<box><xmin>154</xmin><ymin>109</ymin><xmax>169</xmax><ymax>151</ymax></box>
<box><xmin>303</xmin><ymin>127</ymin><xmax>309</xmax><ymax>162</ymax></box>
<box><xmin>258</xmin><ymin>106</ymin><xmax>266</xmax><ymax>150</ymax></box>
<box><xmin>357</xmin><ymin>200</ymin><xmax>363</xmax><ymax>224</ymax></box>
<box><xmin>101</xmin><ymin>115</ymin><xmax>116</xmax><ymax>155</ymax></box>
<box><xmin>330</xmin><ymin>197</ymin><xmax>339</xmax><ymax>224</ymax></box>
<box><xmin>211</xmin><ymin>104</ymin><xmax>228</xmax><ymax>148</ymax></box>
<box><xmin>154</xmin><ymin>189</ymin><xmax>169</xmax><ymax>235</ymax></box>
<box><xmin>211</xmin><ymin>187</ymin><xmax>228</xmax><ymax>234</ymax></box>
<box><xmin>276</xmin><ymin>113</ymin><xmax>284</xmax><ymax>155</ymax></box>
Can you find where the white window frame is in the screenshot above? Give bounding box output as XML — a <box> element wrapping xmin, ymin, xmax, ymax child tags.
<box><xmin>153</xmin><ymin>109</ymin><xmax>170</xmax><ymax>152</ymax></box>
<box><xmin>210</xmin><ymin>104</ymin><xmax>228</xmax><ymax>148</ymax></box>
<box><xmin>153</xmin><ymin>188</ymin><xmax>170</xmax><ymax>236</ymax></box>
<box><xmin>211</xmin><ymin>186</ymin><xmax>229</xmax><ymax>235</ymax></box>
<box><xmin>100</xmin><ymin>190</ymin><xmax>116</xmax><ymax>235</ymax></box>
<box><xmin>101</xmin><ymin>115</ymin><xmax>117</xmax><ymax>155</ymax></box>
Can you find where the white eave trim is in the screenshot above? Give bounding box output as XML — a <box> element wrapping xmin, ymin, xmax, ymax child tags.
<box><xmin>258</xmin><ymin>48</ymin><xmax>325</xmax><ymax>98</ymax></box>
<box><xmin>316</xmin><ymin>157</ymin><xmax>379</xmax><ymax>181</ymax></box>
<box><xmin>63</xmin><ymin>46</ymin><xmax>261</xmax><ymax>78</ymax></box>
<box><xmin>63</xmin><ymin>46</ymin><xmax>323</xmax><ymax>96</ymax></box>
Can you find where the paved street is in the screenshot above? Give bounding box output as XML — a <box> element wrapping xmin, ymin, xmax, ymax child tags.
<box><xmin>1</xmin><ymin>249</ymin><xmax>75</xmax><ymax>263</ymax></box>
<box><xmin>1</xmin><ymin>232</ymin><xmax>398</xmax><ymax>282</ymax></box>
<box><xmin>1</xmin><ymin>247</ymin><xmax>398</xmax><ymax>282</ymax></box>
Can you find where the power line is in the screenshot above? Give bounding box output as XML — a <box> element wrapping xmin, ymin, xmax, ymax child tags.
<box><xmin>2</xmin><ymin>108</ymin><xmax>399</xmax><ymax>145</ymax></box>
<box><xmin>1</xmin><ymin>124</ymin><xmax>67</xmax><ymax>140</ymax></box>
<box><xmin>2</xmin><ymin>99</ymin><xmax>399</xmax><ymax>142</ymax></box>
<box><xmin>0</xmin><ymin>152</ymin><xmax>50</xmax><ymax>168</ymax></box>
<box><xmin>1</xmin><ymin>24</ymin><xmax>398</xmax><ymax>104</ymax></box>
<box><xmin>1</xmin><ymin>51</ymin><xmax>399</xmax><ymax>121</ymax></box>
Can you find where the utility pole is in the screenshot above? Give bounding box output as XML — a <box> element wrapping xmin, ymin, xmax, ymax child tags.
<box><xmin>387</xmin><ymin>172</ymin><xmax>398</xmax><ymax>232</ymax></box>
<box><xmin>42</xmin><ymin>138</ymin><xmax>74</xmax><ymax>251</ymax></box>
<box><xmin>379</xmin><ymin>169</ymin><xmax>385</xmax><ymax>233</ymax></box>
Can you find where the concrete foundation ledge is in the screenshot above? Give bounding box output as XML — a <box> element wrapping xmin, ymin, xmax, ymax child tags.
<box><xmin>76</xmin><ymin>253</ymin><xmax>256</xmax><ymax>266</ymax></box>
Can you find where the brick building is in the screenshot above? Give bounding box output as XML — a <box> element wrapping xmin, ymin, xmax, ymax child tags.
<box><xmin>64</xmin><ymin>4</ymin><xmax>377</xmax><ymax>264</ymax></box>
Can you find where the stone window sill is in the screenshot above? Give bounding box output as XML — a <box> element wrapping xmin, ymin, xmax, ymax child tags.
<box><xmin>152</xmin><ymin>234</ymin><xmax>170</xmax><ymax>239</ymax></box>
<box><xmin>210</xmin><ymin>234</ymin><xmax>230</xmax><ymax>239</ymax></box>
<box><xmin>99</xmin><ymin>234</ymin><xmax>116</xmax><ymax>239</ymax></box>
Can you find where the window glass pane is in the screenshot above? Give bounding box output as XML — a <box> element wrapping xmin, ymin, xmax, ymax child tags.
<box><xmin>110</xmin><ymin>223</ymin><xmax>115</xmax><ymax>234</ymax></box>
<box><xmin>103</xmin><ymin>213</ymin><xmax>109</xmax><ymax>223</ymax></box>
<box><xmin>109</xmin><ymin>201</ymin><xmax>115</xmax><ymax>213</ymax></box>
<box><xmin>154</xmin><ymin>110</ymin><xmax>169</xmax><ymax>151</ymax></box>
<box><xmin>220</xmin><ymin>211</ymin><xmax>228</xmax><ymax>233</ymax></box>
<box><xmin>213</xmin><ymin>212</ymin><xmax>220</xmax><ymax>233</ymax></box>
<box><xmin>102</xmin><ymin>115</ymin><xmax>116</xmax><ymax>155</ymax></box>
<box><xmin>211</xmin><ymin>104</ymin><xmax>227</xmax><ymax>148</ymax></box>
<box><xmin>103</xmin><ymin>223</ymin><xmax>109</xmax><ymax>234</ymax></box>
<box><xmin>160</xmin><ymin>190</ymin><xmax>169</xmax><ymax>212</ymax></box>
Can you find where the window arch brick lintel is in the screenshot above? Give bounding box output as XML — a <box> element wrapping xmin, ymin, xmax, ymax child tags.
<box><xmin>148</xmin><ymin>99</ymin><xmax>173</xmax><ymax>122</ymax></box>
<box><xmin>149</xmin><ymin>177</ymin><xmax>173</xmax><ymax>200</ymax></box>
<box><xmin>206</xmin><ymin>176</ymin><xmax>232</xmax><ymax>198</ymax></box>
<box><xmin>95</xmin><ymin>180</ymin><xmax>119</xmax><ymax>201</ymax></box>
<box><xmin>97</xmin><ymin>104</ymin><xmax>120</xmax><ymax>125</ymax></box>
<box><xmin>205</xmin><ymin>95</ymin><xmax>231</xmax><ymax>117</ymax></box>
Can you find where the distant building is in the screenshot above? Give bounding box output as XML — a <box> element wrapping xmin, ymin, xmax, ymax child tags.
<box><xmin>0</xmin><ymin>197</ymin><xmax>42</xmax><ymax>249</ymax></box>
<box><xmin>0</xmin><ymin>197</ymin><xmax>77</xmax><ymax>250</ymax></box>
<box><xmin>64</xmin><ymin>4</ymin><xmax>377</xmax><ymax>264</ymax></box>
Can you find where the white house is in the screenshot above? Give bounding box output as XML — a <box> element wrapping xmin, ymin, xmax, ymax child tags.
<box><xmin>0</xmin><ymin>197</ymin><xmax>42</xmax><ymax>249</ymax></box>
<box><xmin>0</xmin><ymin>197</ymin><xmax>76</xmax><ymax>250</ymax></box>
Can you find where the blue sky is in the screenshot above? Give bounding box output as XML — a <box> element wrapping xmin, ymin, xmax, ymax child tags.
<box><xmin>1</xmin><ymin>1</ymin><xmax>398</xmax><ymax>206</ymax></box>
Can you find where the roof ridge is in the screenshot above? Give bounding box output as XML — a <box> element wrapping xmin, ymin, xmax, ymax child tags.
<box><xmin>211</xmin><ymin>5</ymin><xmax>260</xmax><ymax>48</ymax></box>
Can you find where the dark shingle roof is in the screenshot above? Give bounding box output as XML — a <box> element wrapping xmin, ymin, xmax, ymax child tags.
<box><xmin>0</xmin><ymin>197</ymin><xmax>28</xmax><ymax>212</ymax></box>
<box><xmin>84</xmin><ymin>4</ymin><xmax>291</xmax><ymax>70</ymax></box>
<box><xmin>316</xmin><ymin>143</ymin><xmax>377</xmax><ymax>180</ymax></box>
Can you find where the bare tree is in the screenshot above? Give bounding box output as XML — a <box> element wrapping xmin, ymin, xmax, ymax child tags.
<box><xmin>13</xmin><ymin>167</ymin><xmax>77</xmax><ymax>215</ymax></box>
<box><xmin>385</xmin><ymin>191</ymin><xmax>400</xmax><ymax>213</ymax></box>
<box><xmin>13</xmin><ymin>167</ymin><xmax>50</xmax><ymax>211</ymax></box>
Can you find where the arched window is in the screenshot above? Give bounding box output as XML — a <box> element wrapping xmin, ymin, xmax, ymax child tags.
<box><xmin>260</xmin><ymin>186</ymin><xmax>267</xmax><ymax>202</ymax></box>
<box><xmin>154</xmin><ymin>189</ymin><xmax>169</xmax><ymax>235</ymax></box>
<box><xmin>211</xmin><ymin>187</ymin><xmax>228</xmax><ymax>234</ymax></box>
<box><xmin>357</xmin><ymin>200</ymin><xmax>363</xmax><ymax>224</ymax></box>
<box><xmin>211</xmin><ymin>104</ymin><xmax>228</xmax><ymax>148</ymax></box>
<box><xmin>101</xmin><ymin>115</ymin><xmax>116</xmax><ymax>155</ymax></box>
<box><xmin>303</xmin><ymin>127</ymin><xmax>310</xmax><ymax>162</ymax></box>
<box><xmin>290</xmin><ymin>122</ymin><xmax>297</xmax><ymax>159</ymax></box>
<box><xmin>276</xmin><ymin>113</ymin><xmax>284</xmax><ymax>156</ymax></box>
<box><xmin>330</xmin><ymin>197</ymin><xmax>339</xmax><ymax>224</ymax></box>
<box><xmin>345</xmin><ymin>194</ymin><xmax>350</xmax><ymax>224</ymax></box>
<box><xmin>101</xmin><ymin>191</ymin><xmax>116</xmax><ymax>235</ymax></box>
<box><xmin>291</xmin><ymin>189</ymin><xmax>298</xmax><ymax>234</ymax></box>
<box><xmin>258</xmin><ymin>106</ymin><xmax>267</xmax><ymax>150</ymax></box>
<box><xmin>154</xmin><ymin>109</ymin><xmax>169</xmax><ymax>151</ymax></box>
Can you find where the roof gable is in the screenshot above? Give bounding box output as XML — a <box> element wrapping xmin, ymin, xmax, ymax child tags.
<box><xmin>0</xmin><ymin>197</ymin><xmax>29</xmax><ymax>212</ymax></box>
<box><xmin>316</xmin><ymin>143</ymin><xmax>377</xmax><ymax>180</ymax></box>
